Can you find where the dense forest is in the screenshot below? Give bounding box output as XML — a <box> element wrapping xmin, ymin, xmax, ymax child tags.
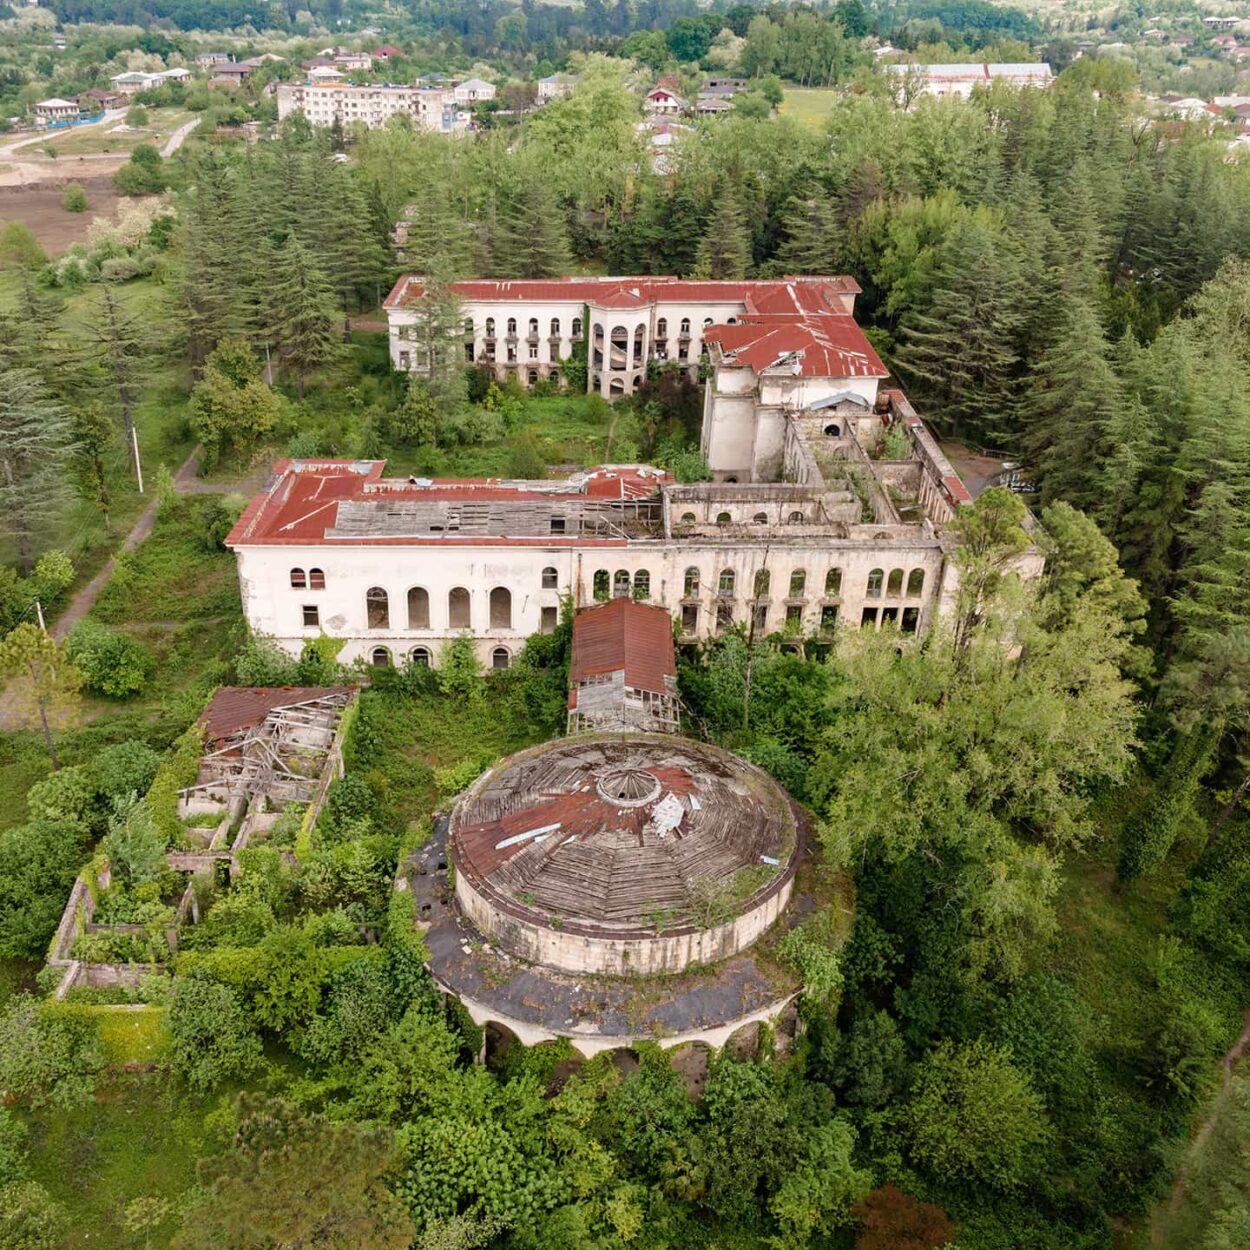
<box><xmin>3</xmin><ymin>28</ymin><xmax>1250</xmax><ymax>1250</ymax></box>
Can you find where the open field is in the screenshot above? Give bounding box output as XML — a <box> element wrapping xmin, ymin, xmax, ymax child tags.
<box><xmin>0</xmin><ymin>174</ymin><xmax>124</xmax><ymax>253</ymax></box>
<box><xmin>41</xmin><ymin>109</ymin><xmax>194</xmax><ymax>158</ymax></box>
<box><xmin>778</xmin><ymin>86</ymin><xmax>840</xmax><ymax>128</ymax></box>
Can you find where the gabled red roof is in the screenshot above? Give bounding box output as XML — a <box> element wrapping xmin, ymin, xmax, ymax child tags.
<box><xmin>569</xmin><ymin>598</ymin><xmax>675</xmax><ymax>698</ymax></box>
<box><xmin>703</xmin><ymin>314</ymin><xmax>888</xmax><ymax>380</ymax></box>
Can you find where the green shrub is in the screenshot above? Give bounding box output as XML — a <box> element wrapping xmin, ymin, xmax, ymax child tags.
<box><xmin>0</xmin><ymin>996</ymin><xmax>103</xmax><ymax>1110</ymax></box>
<box><xmin>66</xmin><ymin>619</ymin><xmax>153</xmax><ymax>698</ymax></box>
<box><xmin>0</xmin><ymin>1181</ymin><xmax>68</xmax><ymax>1250</ymax></box>
<box><xmin>0</xmin><ymin>1110</ymin><xmax>28</xmax><ymax>1187</ymax></box>
<box><xmin>62</xmin><ymin>183</ymin><xmax>89</xmax><ymax>213</ymax></box>
<box><xmin>164</xmin><ymin>976</ymin><xmax>263</xmax><ymax>1091</ymax></box>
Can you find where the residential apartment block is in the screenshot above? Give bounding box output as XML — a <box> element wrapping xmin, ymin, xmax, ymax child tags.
<box><xmin>230</xmin><ymin>275</ymin><xmax>1038</xmax><ymax>669</ymax></box>
<box><xmin>276</xmin><ymin>80</ymin><xmax>460</xmax><ymax>132</ymax></box>
<box><xmin>884</xmin><ymin>61</ymin><xmax>1054</xmax><ymax>100</ymax></box>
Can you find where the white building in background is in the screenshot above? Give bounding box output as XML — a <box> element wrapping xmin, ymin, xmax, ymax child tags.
<box><xmin>231</xmin><ymin>273</ymin><xmax>1037</xmax><ymax>670</ymax></box>
<box><xmin>454</xmin><ymin>77</ymin><xmax>496</xmax><ymax>103</ymax></box>
<box><xmin>34</xmin><ymin>97</ymin><xmax>80</xmax><ymax>124</ymax></box>
<box><xmin>537</xmin><ymin>72</ymin><xmax>577</xmax><ymax>102</ymax></box>
<box><xmin>884</xmin><ymin>62</ymin><xmax>1054</xmax><ymax>101</ymax></box>
<box><xmin>277</xmin><ymin>81</ymin><xmax>460</xmax><ymax>132</ymax></box>
<box><xmin>383</xmin><ymin>274</ymin><xmax>864</xmax><ymax>399</ymax></box>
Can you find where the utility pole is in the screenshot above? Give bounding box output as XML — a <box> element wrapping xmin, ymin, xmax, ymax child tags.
<box><xmin>34</xmin><ymin>599</ymin><xmax>45</xmax><ymax>632</ymax></box>
<box><xmin>131</xmin><ymin>426</ymin><xmax>144</xmax><ymax>494</ymax></box>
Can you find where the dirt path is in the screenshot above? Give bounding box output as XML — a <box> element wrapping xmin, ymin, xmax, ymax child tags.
<box><xmin>160</xmin><ymin>116</ymin><xmax>200</xmax><ymax>158</ymax></box>
<box><xmin>1150</xmin><ymin>1006</ymin><xmax>1250</xmax><ymax>1245</ymax></box>
<box><xmin>0</xmin><ymin>448</ymin><xmax>248</xmax><ymax>733</ymax></box>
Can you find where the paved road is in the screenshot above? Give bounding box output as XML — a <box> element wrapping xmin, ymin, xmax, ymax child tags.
<box><xmin>0</xmin><ymin>109</ymin><xmax>126</xmax><ymax>160</ymax></box>
<box><xmin>160</xmin><ymin>116</ymin><xmax>200</xmax><ymax>157</ymax></box>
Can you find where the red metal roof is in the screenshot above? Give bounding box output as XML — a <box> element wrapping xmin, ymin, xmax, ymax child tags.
<box><xmin>225</xmin><ymin>461</ymin><xmax>668</xmax><ymax>548</ymax></box>
<box><xmin>198</xmin><ymin>686</ymin><xmax>355</xmax><ymax>743</ymax></box>
<box><xmin>383</xmin><ymin>274</ymin><xmax>860</xmax><ymax>311</ymax></box>
<box><xmin>702</xmin><ymin>314</ymin><xmax>888</xmax><ymax>380</ymax></box>
<box><xmin>569</xmin><ymin>598</ymin><xmax>676</xmax><ymax>701</ymax></box>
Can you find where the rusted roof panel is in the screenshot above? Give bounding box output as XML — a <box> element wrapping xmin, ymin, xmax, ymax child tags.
<box><xmin>569</xmin><ymin>599</ymin><xmax>676</xmax><ymax>695</ymax></box>
<box><xmin>198</xmin><ymin>686</ymin><xmax>356</xmax><ymax>742</ymax></box>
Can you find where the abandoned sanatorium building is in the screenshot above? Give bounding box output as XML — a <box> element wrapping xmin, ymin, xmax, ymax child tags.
<box><xmin>226</xmin><ymin>274</ymin><xmax>1036</xmax><ymax>668</ymax></box>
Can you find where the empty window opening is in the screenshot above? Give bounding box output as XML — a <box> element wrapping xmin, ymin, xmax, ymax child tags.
<box><xmin>753</xmin><ymin>603</ymin><xmax>768</xmax><ymax>633</ymax></box>
<box><xmin>907</xmin><ymin>569</ymin><xmax>925</xmax><ymax>597</ymax></box>
<box><xmin>410</xmin><ymin>646</ymin><xmax>431</xmax><ymax>667</ymax></box>
<box><xmin>866</xmin><ymin>568</ymin><xmax>883</xmax><ymax>598</ymax></box>
<box><xmin>633</xmin><ymin>569</ymin><xmax>651</xmax><ymax>599</ymax></box>
<box><xmin>489</xmin><ymin>587</ymin><xmax>512</xmax><ymax>629</ymax></box>
<box><xmin>716</xmin><ymin>601</ymin><xmax>734</xmax><ymax>631</ymax></box>
<box><xmin>613</xmin><ymin>569</ymin><xmax>631</xmax><ymax>598</ymax></box>
<box><xmin>541</xmin><ymin>566</ymin><xmax>558</xmax><ymax>590</ymax></box>
<box><xmin>823</xmin><ymin>423</ymin><xmax>841</xmax><ymax>437</ymax></box>
<box><xmin>787</xmin><ymin>510</ymin><xmax>805</xmax><ymax>524</ymax></box>
<box><xmin>593</xmin><ymin>569</ymin><xmax>610</xmax><ymax>601</ymax></box>
<box><xmin>887</xmin><ymin>568</ymin><xmax>904</xmax><ymax>597</ymax></box>
<box><xmin>825</xmin><ymin>567</ymin><xmax>842</xmax><ymax>596</ymax></box>
<box><xmin>449</xmin><ymin>587</ymin><xmax>471</xmax><ymax>629</ymax></box>
<box><xmin>684</xmin><ymin>567</ymin><xmax>700</xmax><ymax>597</ymax></box>
<box><xmin>754</xmin><ymin>569</ymin><xmax>771</xmax><ymax>598</ymax></box>
<box><xmin>366</xmin><ymin>586</ymin><xmax>390</xmax><ymax>629</ymax></box>
<box><xmin>786</xmin><ymin>604</ymin><xmax>803</xmax><ymax>629</ymax></box>
<box><xmin>753</xmin><ymin>512</ymin><xmax>768</xmax><ymax>524</ymax></box>
<box><xmin>682</xmin><ymin>604</ymin><xmax>699</xmax><ymax>633</ymax></box>
<box><xmin>716</xmin><ymin>511</ymin><xmax>732</xmax><ymax>526</ymax></box>
<box><xmin>371</xmin><ymin>646</ymin><xmax>392</xmax><ymax>667</ymax></box>
<box><xmin>902</xmin><ymin>606</ymin><xmax>920</xmax><ymax>633</ymax></box>
<box><xmin>821</xmin><ymin>604</ymin><xmax>838</xmax><ymax>631</ymax></box>
<box><xmin>718</xmin><ymin>569</ymin><xmax>736</xmax><ymax>598</ymax></box>
<box><xmin>492</xmin><ymin>647</ymin><xmax>510</xmax><ymax>670</ymax></box>
<box><xmin>540</xmin><ymin>606</ymin><xmax>558</xmax><ymax>633</ymax></box>
<box><xmin>861</xmin><ymin>607</ymin><xmax>878</xmax><ymax>628</ymax></box>
<box><xmin>407</xmin><ymin>587</ymin><xmax>430</xmax><ymax>629</ymax></box>
<box><xmin>789</xmin><ymin>570</ymin><xmax>807</xmax><ymax>598</ymax></box>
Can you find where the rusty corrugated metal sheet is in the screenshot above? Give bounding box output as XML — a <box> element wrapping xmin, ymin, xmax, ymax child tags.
<box><xmin>569</xmin><ymin>599</ymin><xmax>675</xmax><ymax>695</ymax></box>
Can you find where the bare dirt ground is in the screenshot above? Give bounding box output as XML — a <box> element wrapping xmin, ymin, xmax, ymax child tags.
<box><xmin>0</xmin><ymin>174</ymin><xmax>123</xmax><ymax>254</ymax></box>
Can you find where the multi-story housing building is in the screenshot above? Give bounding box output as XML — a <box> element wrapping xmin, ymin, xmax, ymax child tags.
<box><xmin>383</xmin><ymin>274</ymin><xmax>862</xmax><ymax>399</ymax></box>
<box><xmin>231</xmin><ymin>274</ymin><xmax>1039</xmax><ymax>669</ymax></box>
<box><xmin>277</xmin><ymin>81</ymin><xmax>459</xmax><ymax>132</ymax></box>
<box><xmin>537</xmin><ymin>72</ymin><xmax>577</xmax><ymax>102</ymax></box>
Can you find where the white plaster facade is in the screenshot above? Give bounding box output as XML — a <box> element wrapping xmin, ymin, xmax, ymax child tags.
<box><xmin>276</xmin><ymin>81</ymin><xmax>458</xmax><ymax>131</ymax></box>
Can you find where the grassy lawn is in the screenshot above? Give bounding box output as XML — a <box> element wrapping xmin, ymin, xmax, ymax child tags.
<box><xmin>21</xmin><ymin>1071</ymin><xmax>216</xmax><ymax>1250</ymax></box>
<box><xmin>778</xmin><ymin>87</ymin><xmax>840</xmax><ymax>129</ymax></box>
<box><xmin>42</xmin><ymin>109</ymin><xmax>194</xmax><ymax>158</ymax></box>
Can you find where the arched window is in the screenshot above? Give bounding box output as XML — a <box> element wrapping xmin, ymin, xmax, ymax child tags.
<box><xmin>633</xmin><ymin>569</ymin><xmax>650</xmax><ymax>598</ymax></box>
<box><xmin>823</xmin><ymin>423</ymin><xmax>841</xmax><ymax>437</ymax></box>
<box><xmin>907</xmin><ymin>569</ymin><xmax>925</xmax><ymax>597</ymax></box>
<box><xmin>290</xmin><ymin>568</ymin><xmax>306</xmax><ymax>588</ymax></box>
<box><xmin>684</xmin><ymin>567</ymin><xmax>700</xmax><ymax>597</ymax></box>
<box><xmin>789</xmin><ymin>569</ymin><xmax>807</xmax><ymax>598</ymax></box>
<box><xmin>727</xmin><ymin>316</ymin><xmax>737</xmax><ymax>324</ymax></box>
<box><xmin>527</xmin><ymin>368</ymin><xmax>539</xmax><ymax>385</ymax></box>
<box><xmin>506</xmin><ymin>317</ymin><xmax>517</xmax><ymax>335</ymax></box>
<box><xmin>716</xmin><ymin>511</ymin><xmax>731</xmax><ymax>526</ymax></box>
<box><xmin>541</xmin><ymin>566</ymin><xmax>558</xmax><ymax>590</ymax></box>
<box><xmin>309</xmin><ymin>568</ymin><xmax>325</xmax><ymax>590</ymax></box>
<box><xmin>407</xmin><ymin>587</ymin><xmax>429</xmax><ymax>629</ymax></box>
<box><xmin>754</xmin><ymin>568</ymin><xmax>770</xmax><ymax>598</ymax></box>
<box><xmin>680</xmin><ymin>511</ymin><xmax>696</xmax><ymax>524</ymax></box>
<box><xmin>753</xmin><ymin>512</ymin><xmax>768</xmax><ymax>524</ymax></box>
<box><xmin>680</xmin><ymin>317</ymin><xmax>691</xmax><ymax>334</ymax></box>
<box><xmin>656</xmin><ymin>317</ymin><xmax>667</xmax><ymax>337</ymax></box>
<box><xmin>489</xmin><ymin>587</ymin><xmax>512</xmax><ymax>629</ymax></box>
<box><xmin>485</xmin><ymin>317</ymin><xmax>495</xmax><ymax>337</ymax></box>
<box><xmin>492</xmin><ymin>647</ymin><xmax>510</xmax><ymax>670</ymax></box>
<box><xmin>613</xmin><ymin>569</ymin><xmax>631</xmax><ymax>598</ymax></box>
<box><xmin>550</xmin><ymin>317</ymin><xmax>560</xmax><ymax>336</ymax></box>
<box><xmin>370</xmin><ymin>646</ymin><xmax>391</xmax><ymax>667</ymax></box>
<box><xmin>449</xmin><ymin>587</ymin><xmax>470</xmax><ymax>628</ymax></box>
<box><xmin>528</xmin><ymin>317</ymin><xmax>539</xmax><ymax>337</ymax></box>
<box><xmin>573</xmin><ymin>316</ymin><xmax>583</xmax><ymax>337</ymax></box>
<box><xmin>593</xmin><ymin>569</ymin><xmax>610</xmax><ymax>601</ymax></box>
<box><xmin>787</xmin><ymin>511</ymin><xmax>805</xmax><ymax>524</ymax></box>
<box><xmin>703</xmin><ymin>316</ymin><xmax>713</xmax><ymax>327</ymax></box>
<box><xmin>866</xmin><ymin>568</ymin><xmax>883</xmax><ymax>598</ymax></box>
<box><xmin>409</xmin><ymin>646</ymin><xmax>431</xmax><ymax>667</ymax></box>
<box><xmin>633</xmin><ymin>325</ymin><xmax>645</xmax><ymax>362</ymax></box>
<box><xmin>825</xmin><ymin>567</ymin><xmax>842</xmax><ymax>596</ymax></box>
<box><xmin>887</xmin><ymin>568</ymin><xmax>904</xmax><ymax>597</ymax></box>
<box><xmin>718</xmin><ymin>569</ymin><xmax>736</xmax><ymax>598</ymax></box>
<box><xmin>366</xmin><ymin>586</ymin><xmax>389</xmax><ymax>629</ymax></box>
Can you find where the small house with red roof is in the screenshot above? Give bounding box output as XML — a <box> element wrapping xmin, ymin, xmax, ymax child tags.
<box><xmin>567</xmin><ymin>598</ymin><xmax>679</xmax><ymax>734</ymax></box>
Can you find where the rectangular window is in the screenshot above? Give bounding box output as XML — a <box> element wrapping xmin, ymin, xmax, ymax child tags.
<box><xmin>820</xmin><ymin>604</ymin><xmax>838</xmax><ymax>632</ymax></box>
<box><xmin>398</xmin><ymin>351</ymin><xmax>410</xmax><ymax>369</ymax></box>
<box><xmin>860</xmin><ymin>607</ymin><xmax>878</xmax><ymax>628</ymax></box>
<box><xmin>682</xmin><ymin>604</ymin><xmax>699</xmax><ymax>634</ymax></box>
<box><xmin>464</xmin><ymin>342</ymin><xmax>474</xmax><ymax>362</ymax></box>
<box><xmin>716</xmin><ymin>602</ymin><xmax>733</xmax><ymax>632</ymax></box>
<box><xmin>902</xmin><ymin>606</ymin><xmax>920</xmax><ymax>633</ymax></box>
<box><xmin>528</xmin><ymin>343</ymin><xmax>538</xmax><ymax>359</ymax></box>
<box><xmin>752</xmin><ymin>603</ymin><xmax>768</xmax><ymax>633</ymax></box>
<box><xmin>785</xmin><ymin>604</ymin><xmax>803</xmax><ymax>629</ymax></box>
<box><xmin>541</xmin><ymin>606</ymin><xmax>558</xmax><ymax>634</ymax></box>
<box><xmin>549</xmin><ymin>517</ymin><xmax>566</xmax><ymax>535</ymax></box>
<box><xmin>302</xmin><ymin>605</ymin><xmax>319</xmax><ymax>627</ymax></box>
<box><xmin>881</xmin><ymin>606</ymin><xmax>899</xmax><ymax>625</ymax></box>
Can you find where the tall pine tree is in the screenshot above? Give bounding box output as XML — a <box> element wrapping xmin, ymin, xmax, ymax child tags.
<box><xmin>264</xmin><ymin>235</ymin><xmax>341</xmax><ymax>400</ymax></box>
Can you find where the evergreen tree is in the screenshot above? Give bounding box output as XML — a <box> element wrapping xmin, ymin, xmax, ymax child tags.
<box><xmin>0</xmin><ymin>362</ymin><xmax>73</xmax><ymax>575</ymax></box>
<box><xmin>69</xmin><ymin>405</ymin><xmax>113</xmax><ymax>534</ymax></box>
<box><xmin>695</xmin><ymin>187</ymin><xmax>752</xmax><ymax>280</ymax></box>
<box><xmin>895</xmin><ymin>217</ymin><xmax>1022</xmax><ymax>442</ymax></box>
<box><xmin>0</xmin><ymin>625</ymin><xmax>82</xmax><ymax>769</ymax></box>
<box><xmin>264</xmin><ymin>235</ymin><xmax>341</xmax><ymax>400</ymax></box>
<box><xmin>312</xmin><ymin>163</ymin><xmax>393</xmax><ymax>340</ymax></box>
<box><xmin>88</xmin><ymin>287</ymin><xmax>147</xmax><ymax>487</ymax></box>
<box><xmin>407</xmin><ymin>266</ymin><xmax>468</xmax><ymax>415</ymax></box>
<box><xmin>493</xmin><ymin>173</ymin><xmax>572</xmax><ymax>279</ymax></box>
<box><xmin>773</xmin><ymin>193</ymin><xmax>842</xmax><ymax>275</ymax></box>
<box><xmin>1024</xmin><ymin>295</ymin><xmax>1121</xmax><ymax>510</ymax></box>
